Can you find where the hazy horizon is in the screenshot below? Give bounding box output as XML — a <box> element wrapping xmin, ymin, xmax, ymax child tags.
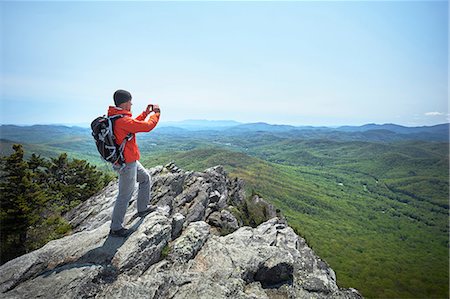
<box><xmin>1</xmin><ymin>1</ymin><xmax>448</xmax><ymax>127</ymax></box>
<box><xmin>1</xmin><ymin>119</ymin><xmax>448</xmax><ymax>129</ymax></box>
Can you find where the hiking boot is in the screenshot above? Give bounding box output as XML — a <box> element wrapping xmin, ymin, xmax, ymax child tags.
<box><xmin>137</xmin><ymin>205</ymin><xmax>157</xmax><ymax>217</ymax></box>
<box><xmin>109</xmin><ymin>228</ymin><xmax>131</xmax><ymax>237</ymax></box>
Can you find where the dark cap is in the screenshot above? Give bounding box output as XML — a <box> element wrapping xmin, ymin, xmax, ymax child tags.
<box><xmin>113</xmin><ymin>89</ymin><xmax>132</xmax><ymax>106</ymax></box>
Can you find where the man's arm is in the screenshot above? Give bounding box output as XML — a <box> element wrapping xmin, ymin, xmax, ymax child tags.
<box><xmin>122</xmin><ymin>112</ymin><xmax>160</xmax><ymax>134</ymax></box>
<box><xmin>146</xmin><ymin>113</ymin><xmax>160</xmax><ymax>131</ymax></box>
<box><xmin>135</xmin><ymin>104</ymin><xmax>160</xmax><ymax>121</ymax></box>
<box><xmin>135</xmin><ymin>110</ymin><xmax>149</xmax><ymax>121</ymax></box>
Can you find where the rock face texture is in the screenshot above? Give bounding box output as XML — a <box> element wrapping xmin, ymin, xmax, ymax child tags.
<box><xmin>0</xmin><ymin>163</ymin><xmax>362</xmax><ymax>298</ymax></box>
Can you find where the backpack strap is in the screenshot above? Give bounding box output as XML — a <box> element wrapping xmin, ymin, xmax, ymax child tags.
<box><xmin>102</xmin><ymin>115</ymin><xmax>123</xmax><ymax>162</ymax></box>
<box><xmin>117</xmin><ymin>133</ymin><xmax>133</xmax><ymax>164</ymax></box>
<box><xmin>108</xmin><ymin>114</ymin><xmax>134</xmax><ymax>165</ymax></box>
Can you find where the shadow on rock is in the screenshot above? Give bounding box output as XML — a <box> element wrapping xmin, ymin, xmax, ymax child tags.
<box><xmin>78</xmin><ymin>217</ymin><xmax>146</xmax><ymax>265</ymax></box>
<box><xmin>41</xmin><ymin>217</ymin><xmax>147</xmax><ymax>280</ymax></box>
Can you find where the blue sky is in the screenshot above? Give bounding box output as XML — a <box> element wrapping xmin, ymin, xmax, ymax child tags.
<box><xmin>1</xmin><ymin>1</ymin><xmax>448</xmax><ymax>126</ymax></box>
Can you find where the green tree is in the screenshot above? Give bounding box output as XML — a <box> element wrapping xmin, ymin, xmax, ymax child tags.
<box><xmin>28</xmin><ymin>153</ymin><xmax>51</xmax><ymax>186</ymax></box>
<box><xmin>47</xmin><ymin>154</ymin><xmax>106</xmax><ymax>211</ymax></box>
<box><xmin>0</xmin><ymin>145</ymin><xmax>114</xmax><ymax>265</ymax></box>
<box><xmin>0</xmin><ymin>144</ymin><xmax>47</xmax><ymax>263</ymax></box>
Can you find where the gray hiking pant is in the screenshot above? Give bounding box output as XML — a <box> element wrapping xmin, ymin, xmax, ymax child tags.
<box><xmin>111</xmin><ymin>161</ymin><xmax>151</xmax><ymax>231</ymax></box>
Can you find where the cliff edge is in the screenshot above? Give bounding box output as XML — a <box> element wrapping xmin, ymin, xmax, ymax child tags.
<box><xmin>0</xmin><ymin>163</ymin><xmax>362</xmax><ymax>298</ymax></box>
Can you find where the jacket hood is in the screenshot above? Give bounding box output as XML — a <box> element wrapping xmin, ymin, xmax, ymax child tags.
<box><xmin>107</xmin><ymin>106</ymin><xmax>132</xmax><ymax>117</ymax></box>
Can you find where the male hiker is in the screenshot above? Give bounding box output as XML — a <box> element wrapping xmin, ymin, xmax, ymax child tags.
<box><xmin>108</xmin><ymin>89</ymin><xmax>160</xmax><ymax>237</ymax></box>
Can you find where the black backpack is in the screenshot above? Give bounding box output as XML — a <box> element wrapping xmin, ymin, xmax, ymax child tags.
<box><xmin>91</xmin><ymin>115</ymin><xmax>132</xmax><ymax>165</ymax></box>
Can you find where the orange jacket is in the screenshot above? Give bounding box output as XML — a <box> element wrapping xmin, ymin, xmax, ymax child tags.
<box><xmin>107</xmin><ymin>106</ymin><xmax>160</xmax><ymax>163</ymax></box>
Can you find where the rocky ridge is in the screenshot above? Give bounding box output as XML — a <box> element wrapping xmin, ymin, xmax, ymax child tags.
<box><xmin>0</xmin><ymin>163</ymin><xmax>362</xmax><ymax>298</ymax></box>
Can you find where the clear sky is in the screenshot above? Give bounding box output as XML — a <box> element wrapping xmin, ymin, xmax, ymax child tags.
<box><xmin>1</xmin><ymin>1</ymin><xmax>448</xmax><ymax>127</ymax></box>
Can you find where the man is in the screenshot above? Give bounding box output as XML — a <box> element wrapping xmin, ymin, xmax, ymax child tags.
<box><xmin>108</xmin><ymin>89</ymin><xmax>160</xmax><ymax>237</ymax></box>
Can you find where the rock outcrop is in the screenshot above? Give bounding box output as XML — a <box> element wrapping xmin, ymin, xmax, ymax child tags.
<box><xmin>0</xmin><ymin>163</ymin><xmax>362</xmax><ymax>298</ymax></box>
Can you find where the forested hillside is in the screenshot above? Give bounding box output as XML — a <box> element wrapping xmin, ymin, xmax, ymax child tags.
<box><xmin>140</xmin><ymin>143</ymin><xmax>448</xmax><ymax>299</ymax></box>
<box><xmin>0</xmin><ymin>145</ymin><xmax>112</xmax><ymax>264</ymax></box>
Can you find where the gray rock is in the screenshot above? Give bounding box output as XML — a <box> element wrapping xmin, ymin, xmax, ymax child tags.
<box><xmin>209</xmin><ymin>190</ymin><xmax>221</xmax><ymax>203</ymax></box>
<box><xmin>0</xmin><ymin>164</ymin><xmax>362</xmax><ymax>299</ymax></box>
<box><xmin>171</xmin><ymin>213</ymin><xmax>185</xmax><ymax>240</ymax></box>
<box><xmin>168</xmin><ymin>221</ymin><xmax>210</xmax><ymax>263</ymax></box>
<box><xmin>244</xmin><ymin>282</ymin><xmax>270</xmax><ymax>299</ymax></box>
<box><xmin>183</xmin><ymin>190</ymin><xmax>208</xmax><ymax>227</ymax></box>
<box><xmin>112</xmin><ymin>212</ymin><xmax>172</xmax><ymax>275</ymax></box>
<box><xmin>250</xmin><ymin>194</ymin><xmax>278</xmax><ymax>219</ymax></box>
<box><xmin>0</xmin><ymin>222</ymin><xmax>110</xmax><ymax>293</ymax></box>
<box><xmin>175</xmin><ymin>189</ymin><xmax>198</xmax><ymax>207</ymax></box>
<box><xmin>220</xmin><ymin>209</ymin><xmax>239</xmax><ymax>230</ymax></box>
<box><xmin>3</xmin><ymin>264</ymin><xmax>103</xmax><ymax>299</ymax></box>
<box><xmin>228</xmin><ymin>177</ymin><xmax>246</xmax><ymax>206</ymax></box>
<box><xmin>216</xmin><ymin>193</ymin><xmax>228</xmax><ymax>210</ymax></box>
<box><xmin>206</xmin><ymin>209</ymin><xmax>239</xmax><ymax>234</ymax></box>
<box><xmin>254</xmin><ymin>256</ymin><xmax>294</xmax><ymax>288</ymax></box>
<box><xmin>206</xmin><ymin>211</ymin><xmax>222</xmax><ymax>227</ymax></box>
<box><xmin>65</xmin><ymin>182</ymin><xmax>121</xmax><ymax>232</ymax></box>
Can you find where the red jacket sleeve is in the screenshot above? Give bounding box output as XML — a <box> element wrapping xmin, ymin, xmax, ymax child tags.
<box><xmin>119</xmin><ymin>113</ymin><xmax>160</xmax><ymax>134</ymax></box>
<box><xmin>135</xmin><ymin>110</ymin><xmax>149</xmax><ymax>121</ymax></box>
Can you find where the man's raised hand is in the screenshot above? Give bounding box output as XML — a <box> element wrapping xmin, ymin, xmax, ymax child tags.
<box><xmin>152</xmin><ymin>104</ymin><xmax>161</xmax><ymax>114</ymax></box>
<box><xmin>146</xmin><ymin>104</ymin><xmax>160</xmax><ymax>114</ymax></box>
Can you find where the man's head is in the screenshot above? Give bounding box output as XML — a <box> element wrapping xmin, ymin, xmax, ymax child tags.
<box><xmin>114</xmin><ymin>89</ymin><xmax>132</xmax><ymax>111</ymax></box>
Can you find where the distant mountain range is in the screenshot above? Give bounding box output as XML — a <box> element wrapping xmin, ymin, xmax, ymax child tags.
<box><xmin>159</xmin><ymin>119</ymin><xmax>242</xmax><ymax>130</ymax></box>
<box><xmin>157</xmin><ymin>120</ymin><xmax>449</xmax><ymax>135</ymax></box>
<box><xmin>3</xmin><ymin>120</ymin><xmax>447</xmax><ymax>133</ymax></box>
<box><xmin>336</xmin><ymin>123</ymin><xmax>448</xmax><ymax>134</ymax></box>
<box><xmin>155</xmin><ymin>121</ymin><xmax>449</xmax><ymax>141</ymax></box>
<box><xmin>0</xmin><ymin>122</ymin><xmax>448</xmax><ymax>146</ymax></box>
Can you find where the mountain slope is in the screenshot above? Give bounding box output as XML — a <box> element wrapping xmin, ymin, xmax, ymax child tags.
<box><xmin>141</xmin><ymin>147</ymin><xmax>449</xmax><ymax>299</ymax></box>
<box><xmin>0</xmin><ymin>164</ymin><xmax>361</xmax><ymax>299</ymax></box>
